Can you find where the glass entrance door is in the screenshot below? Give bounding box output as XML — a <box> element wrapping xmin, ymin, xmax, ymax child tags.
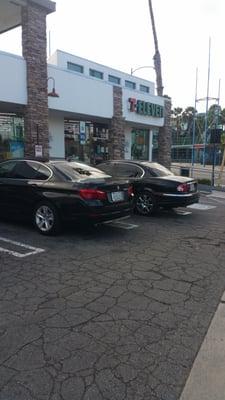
<box><xmin>131</xmin><ymin>129</ymin><xmax>149</xmax><ymax>160</ymax></box>
<box><xmin>64</xmin><ymin>120</ymin><xmax>91</xmax><ymax>163</ymax></box>
<box><xmin>64</xmin><ymin>119</ymin><xmax>109</xmax><ymax>164</ymax></box>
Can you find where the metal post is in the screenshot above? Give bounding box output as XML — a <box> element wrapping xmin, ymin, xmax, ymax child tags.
<box><xmin>36</xmin><ymin>124</ymin><xmax>39</xmax><ymax>145</ymax></box>
<box><xmin>218</xmin><ymin>79</ymin><xmax>221</xmax><ymax>104</ymax></box>
<box><xmin>213</xmin><ymin>79</ymin><xmax>221</xmax><ymax>186</ymax></box>
<box><xmin>209</xmin><ymin>79</ymin><xmax>221</xmax><ymax>186</ymax></box>
<box><xmin>211</xmin><ymin>142</ymin><xmax>216</xmax><ymax>186</ymax></box>
<box><xmin>191</xmin><ymin>68</ymin><xmax>198</xmax><ymax>170</ymax></box>
<box><xmin>203</xmin><ymin>38</ymin><xmax>211</xmax><ymax>167</ymax></box>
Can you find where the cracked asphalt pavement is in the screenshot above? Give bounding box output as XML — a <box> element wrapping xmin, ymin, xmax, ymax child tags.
<box><xmin>0</xmin><ymin>193</ymin><xmax>225</xmax><ymax>400</ymax></box>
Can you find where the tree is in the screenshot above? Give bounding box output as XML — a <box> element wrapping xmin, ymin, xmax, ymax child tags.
<box><xmin>148</xmin><ymin>0</ymin><xmax>171</xmax><ymax>168</ymax></box>
<box><xmin>171</xmin><ymin>108</ymin><xmax>183</xmax><ymax>138</ymax></box>
<box><xmin>218</xmin><ymin>132</ymin><xmax>225</xmax><ymax>185</ymax></box>
<box><xmin>148</xmin><ymin>0</ymin><xmax>163</xmax><ymax>96</ymax></box>
<box><xmin>221</xmin><ymin>108</ymin><xmax>225</xmax><ymax>124</ymax></box>
<box><xmin>208</xmin><ymin>104</ymin><xmax>222</xmax><ymax>128</ymax></box>
<box><xmin>181</xmin><ymin>107</ymin><xmax>196</xmax><ymax>138</ymax></box>
<box><xmin>171</xmin><ymin>106</ymin><xmax>204</xmax><ymax>146</ymax></box>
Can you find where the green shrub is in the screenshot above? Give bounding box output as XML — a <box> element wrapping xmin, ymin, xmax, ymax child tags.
<box><xmin>197</xmin><ymin>178</ymin><xmax>211</xmax><ymax>185</ymax></box>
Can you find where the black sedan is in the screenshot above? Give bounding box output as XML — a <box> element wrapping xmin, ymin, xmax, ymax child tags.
<box><xmin>97</xmin><ymin>160</ymin><xmax>199</xmax><ymax>216</ymax></box>
<box><xmin>0</xmin><ymin>159</ymin><xmax>134</xmax><ymax>235</ymax></box>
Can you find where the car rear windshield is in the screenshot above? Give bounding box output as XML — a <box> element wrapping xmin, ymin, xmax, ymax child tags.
<box><xmin>52</xmin><ymin>162</ymin><xmax>81</xmax><ymax>181</ymax></box>
<box><xmin>68</xmin><ymin>162</ymin><xmax>111</xmax><ymax>178</ymax></box>
<box><xmin>142</xmin><ymin>162</ymin><xmax>174</xmax><ymax>177</ymax></box>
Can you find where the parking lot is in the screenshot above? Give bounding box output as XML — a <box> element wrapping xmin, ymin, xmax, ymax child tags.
<box><xmin>0</xmin><ymin>192</ymin><xmax>225</xmax><ymax>400</ymax></box>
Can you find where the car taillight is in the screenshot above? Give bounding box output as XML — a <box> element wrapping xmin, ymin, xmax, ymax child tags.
<box><xmin>128</xmin><ymin>186</ymin><xmax>134</xmax><ymax>197</ymax></box>
<box><xmin>177</xmin><ymin>183</ymin><xmax>189</xmax><ymax>193</ymax></box>
<box><xmin>79</xmin><ymin>188</ymin><xmax>107</xmax><ymax>200</ymax></box>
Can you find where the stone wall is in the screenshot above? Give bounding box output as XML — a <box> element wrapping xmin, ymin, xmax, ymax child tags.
<box><xmin>109</xmin><ymin>86</ymin><xmax>125</xmax><ymax>159</ymax></box>
<box><xmin>22</xmin><ymin>3</ymin><xmax>49</xmax><ymax>158</ymax></box>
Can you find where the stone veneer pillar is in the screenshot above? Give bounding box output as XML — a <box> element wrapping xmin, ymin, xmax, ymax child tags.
<box><xmin>109</xmin><ymin>86</ymin><xmax>125</xmax><ymax>159</ymax></box>
<box><xmin>22</xmin><ymin>3</ymin><xmax>49</xmax><ymax>158</ymax></box>
<box><xmin>158</xmin><ymin>96</ymin><xmax>172</xmax><ymax>169</ymax></box>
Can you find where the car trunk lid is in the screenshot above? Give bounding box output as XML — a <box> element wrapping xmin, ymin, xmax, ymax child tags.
<box><xmin>75</xmin><ymin>176</ymin><xmax>133</xmax><ymax>204</ymax></box>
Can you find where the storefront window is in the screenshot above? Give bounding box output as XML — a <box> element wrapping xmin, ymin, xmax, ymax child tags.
<box><xmin>64</xmin><ymin>119</ymin><xmax>109</xmax><ymax>165</ymax></box>
<box><xmin>152</xmin><ymin>129</ymin><xmax>159</xmax><ymax>161</ymax></box>
<box><xmin>131</xmin><ymin>129</ymin><xmax>149</xmax><ymax>160</ymax></box>
<box><xmin>0</xmin><ymin>114</ymin><xmax>24</xmax><ymax>161</ymax></box>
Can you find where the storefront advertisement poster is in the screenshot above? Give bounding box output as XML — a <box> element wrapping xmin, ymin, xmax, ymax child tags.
<box><xmin>35</xmin><ymin>145</ymin><xmax>43</xmax><ymax>157</ymax></box>
<box><xmin>10</xmin><ymin>141</ymin><xmax>24</xmax><ymax>158</ymax></box>
<box><xmin>80</xmin><ymin>121</ymin><xmax>86</xmax><ymax>133</ymax></box>
<box><xmin>80</xmin><ymin>132</ymin><xmax>86</xmax><ymax>144</ymax></box>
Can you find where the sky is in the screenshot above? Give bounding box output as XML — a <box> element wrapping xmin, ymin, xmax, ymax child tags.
<box><xmin>0</xmin><ymin>0</ymin><xmax>224</xmax><ymax>112</ymax></box>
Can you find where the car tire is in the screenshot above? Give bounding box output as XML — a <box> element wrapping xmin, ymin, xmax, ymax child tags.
<box><xmin>33</xmin><ymin>201</ymin><xmax>61</xmax><ymax>235</ymax></box>
<box><xmin>135</xmin><ymin>190</ymin><xmax>156</xmax><ymax>216</ymax></box>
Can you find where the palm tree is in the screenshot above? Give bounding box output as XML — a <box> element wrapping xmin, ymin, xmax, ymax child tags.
<box><xmin>148</xmin><ymin>0</ymin><xmax>163</xmax><ymax>96</ymax></box>
<box><xmin>171</xmin><ymin>107</ymin><xmax>183</xmax><ymax>133</ymax></box>
<box><xmin>148</xmin><ymin>0</ymin><xmax>171</xmax><ymax>168</ymax></box>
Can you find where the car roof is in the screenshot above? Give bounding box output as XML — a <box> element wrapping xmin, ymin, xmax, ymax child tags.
<box><xmin>0</xmin><ymin>158</ymin><xmax>73</xmax><ymax>166</ymax></box>
<box><xmin>0</xmin><ymin>157</ymin><xmax>50</xmax><ymax>163</ymax></box>
<box><xmin>101</xmin><ymin>160</ymin><xmax>151</xmax><ymax>166</ymax></box>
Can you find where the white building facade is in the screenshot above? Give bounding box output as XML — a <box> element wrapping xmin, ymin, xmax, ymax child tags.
<box><xmin>0</xmin><ymin>48</ymin><xmax>164</xmax><ymax>164</ymax></box>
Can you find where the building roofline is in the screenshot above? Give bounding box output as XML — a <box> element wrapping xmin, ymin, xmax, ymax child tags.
<box><xmin>52</xmin><ymin>49</ymin><xmax>155</xmax><ymax>86</ymax></box>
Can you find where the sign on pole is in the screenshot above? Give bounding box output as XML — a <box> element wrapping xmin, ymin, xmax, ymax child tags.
<box><xmin>35</xmin><ymin>145</ymin><xmax>43</xmax><ymax>157</ymax></box>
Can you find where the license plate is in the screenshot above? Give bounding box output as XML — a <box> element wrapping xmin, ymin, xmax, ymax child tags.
<box><xmin>189</xmin><ymin>183</ymin><xmax>195</xmax><ymax>191</ymax></box>
<box><xmin>111</xmin><ymin>191</ymin><xmax>124</xmax><ymax>202</ymax></box>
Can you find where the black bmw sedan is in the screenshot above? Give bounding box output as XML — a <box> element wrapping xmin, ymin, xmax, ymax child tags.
<box><xmin>98</xmin><ymin>160</ymin><xmax>199</xmax><ymax>216</ymax></box>
<box><xmin>0</xmin><ymin>159</ymin><xmax>134</xmax><ymax>235</ymax></box>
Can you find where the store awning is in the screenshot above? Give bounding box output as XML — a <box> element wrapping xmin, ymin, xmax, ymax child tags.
<box><xmin>0</xmin><ymin>0</ymin><xmax>55</xmax><ymax>34</ymax></box>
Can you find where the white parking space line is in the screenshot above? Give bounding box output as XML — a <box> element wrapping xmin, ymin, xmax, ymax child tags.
<box><xmin>175</xmin><ymin>210</ymin><xmax>192</xmax><ymax>216</ymax></box>
<box><xmin>109</xmin><ymin>221</ymin><xmax>139</xmax><ymax>230</ymax></box>
<box><xmin>206</xmin><ymin>197</ymin><xmax>225</xmax><ymax>205</ymax></box>
<box><xmin>206</xmin><ymin>192</ymin><xmax>225</xmax><ymax>205</ymax></box>
<box><xmin>187</xmin><ymin>204</ymin><xmax>216</xmax><ymax>210</ymax></box>
<box><xmin>0</xmin><ymin>236</ymin><xmax>45</xmax><ymax>258</ymax></box>
<box><xmin>104</xmin><ymin>219</ymin><xmax>139</xmax><ymax>230</ymax></box>
<box><xmin>208</xmin><ymin>191</ymin><xmax>225</xmax><ymax>199</ymax></box>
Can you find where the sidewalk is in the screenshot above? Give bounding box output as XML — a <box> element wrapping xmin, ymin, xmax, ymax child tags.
<box><xmin>171</xmin><ymin>163</ymin><xmax>225</xmax><ymax>187</ymax></box>
<box><xmin>180</xmin><ymin>291</ymin><xmax>225</xmax><ymax>400</ymax></box>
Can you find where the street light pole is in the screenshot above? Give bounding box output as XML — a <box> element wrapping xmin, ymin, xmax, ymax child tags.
<box><xmin>203</xmin><ymin>37</ymin><xmax>211</xmax><ymax>167</ymax></box>
<box><xmin>191</xmin><ymin>68</ymin><xmax>198</xmax><ymax>169</ymax></box>
<box><xmin>130</xmin><ymin>65</ymin><xmax>155</xmax><ymax>75</ymax></box>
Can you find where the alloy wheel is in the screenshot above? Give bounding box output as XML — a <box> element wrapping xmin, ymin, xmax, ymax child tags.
<box><xmin>35</xmin><ymin>205</ymin><xmax>55</xmax><ymax>233</ymax></box>
<box><xmin>136</xmin><ymin>193</ymin><xmax>155</xmax><ymax>215</ymax></box>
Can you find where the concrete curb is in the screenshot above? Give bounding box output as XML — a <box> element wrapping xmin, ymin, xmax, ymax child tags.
<box><xmin>179</xmin><ymin>294</ymin><xmax>225</xmax><ymax>400</ymax></box>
